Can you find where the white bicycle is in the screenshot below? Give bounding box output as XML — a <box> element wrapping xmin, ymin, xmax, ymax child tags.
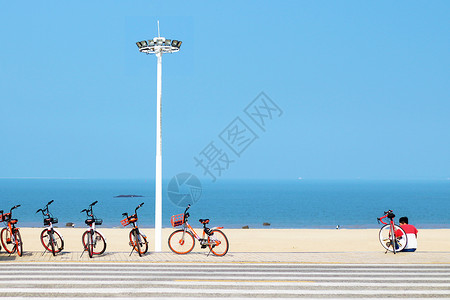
<box><xmin>36</xmin><ymin>200</ymin><xmax>64</xmax><ymax>256</ymax></box>
<box><xmin>80</xmin><ymin>201</ymin><xmax>106</xmax><ymax>258</ymax></box>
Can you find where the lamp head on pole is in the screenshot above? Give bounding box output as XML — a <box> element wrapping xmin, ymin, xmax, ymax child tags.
<box><xmin>136</xmin><ymin>37</ymin><xmax>182</xmax><ymax>54</ymax></box>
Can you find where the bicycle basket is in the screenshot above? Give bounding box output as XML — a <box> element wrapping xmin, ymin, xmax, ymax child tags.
<box><xmin>94</xmin><ymin>218</ymin><xmax>103</xmax><ymax>225</ymax></box>
<box><xmin>44</xmin><ymin>217</ymin><xmax>58</xmax><ymax>225</ymax></box>
<box><xmin>171</xmin><ymin>214</ymin><xmax>184</xmax><ymax>227</ymax></box>
<box><xmin>2</xmin><ymin>213</ymin><xmax>11</xmax><ymax>222</ymax></box>
<box><xmin>120</xmin><ymin>217</ymin><xmax>130</xmax><ymax>227</ymax></box>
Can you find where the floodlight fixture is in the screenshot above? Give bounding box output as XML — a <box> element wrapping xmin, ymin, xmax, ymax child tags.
<box><xmin>137</xmin><ymin>37</ymin><xmax>182</xmax><ymax>55</ymax></box>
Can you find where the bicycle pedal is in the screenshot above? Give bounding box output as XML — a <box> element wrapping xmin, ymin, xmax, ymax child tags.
<box><xmin>201</xmin><ymin>245</ymin><xmax>207</xmax><ymax>249</ymax></box>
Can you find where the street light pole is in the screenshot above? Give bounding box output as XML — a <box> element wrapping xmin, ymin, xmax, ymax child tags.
<box><xmin>155</xmin><ymin>50</ymin><xmax>163</xmax><ymax>252</ymax></box>
<box><xmin>136</xmin><ymin>31</ymin><xmax>182</xmax><ymax>252</ymax></box>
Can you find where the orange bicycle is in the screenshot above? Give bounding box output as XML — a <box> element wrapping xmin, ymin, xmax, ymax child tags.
<box><xmin>168</xmin><ymin>204</ymin><xmax>229</xmax><ymax>256</ymax></box>
<box><xmin>0</xmin><ymin>205</ymin><xmax>23</xmax><ymax>256</ymax></box>
<box><xmin>121</xmin><ymin>202</ymin><xmax>148</xmax><ymax>257</ymax></box>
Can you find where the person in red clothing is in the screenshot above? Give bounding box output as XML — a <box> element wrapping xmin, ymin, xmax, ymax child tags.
<box><xmin>399</xmin><ymin>216</ymin><xmax>418</xmax><ymax>252</ymax></box>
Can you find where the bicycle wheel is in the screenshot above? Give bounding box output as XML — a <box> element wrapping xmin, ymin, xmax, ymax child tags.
<box><xmin>52</xmin><ymin>230</ymin><xmax>64</xmax><ymax>253</ymax></box>
<box><xmin>138</xmin><ymin>232</ymin><xmax>148</xmax><ymax>254</ymax></box>
<box><xmin>82</xmin><ymin>231</ymin><xmax>93</xmax><ymax>258</ymax></box>
<box><xmin>390</xmin><ymin>225</ymin><xmax>397</xmax><ymax>254</ymax></box>
<box><xmin>168</xmin><ymin>229</ymin><xmax>195</xmax><ymax>254</ymax></box>
<box><xmin>92</xmin><ymin>231</ymin><xmax>106</xmax><ymax>255</ymax></box>
<box><xmin>41</xmin><ymin>230</ymin><xmax>64</xmax><ymax>255</ymax></box>
<box><xmin>49</xmin><ymin>232</ymin><xmax>56</xmax><ymax>255</ymax></box>
<box><xmin>40</xmin><ymin>229</ymin><xmax>53</xmax><ymax>253</ymax></box>
<box><xmin>14</xmin><ymin>229</ymin><xmax>23</xmax><ymax>257</ymax></box>
<box><xmin>379</xmin><ymin>224</ymin><xmax>407</xmax><ymax>253</ymax></box>
<box><xmin>208</xmin><ymin>229</ymin><xmax>229</xmax><ymax>256</ymax></box>
<box><xmin>129</xmin><ymin>230</ymin><xmax>148</xmax><ymax>256</ymax></box>
<box><xmin>1</xmin><ymin>228</ymin><xmax>15</xmax><ymax>253</ymax></box>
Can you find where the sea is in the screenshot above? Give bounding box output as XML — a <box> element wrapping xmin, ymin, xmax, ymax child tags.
<box><xmin>0</xmin><ymin>179</ymin><xmax>449</xmax><ymax>229</ymax></box>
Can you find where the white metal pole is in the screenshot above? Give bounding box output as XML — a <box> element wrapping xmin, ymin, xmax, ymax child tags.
<box><xmin>155</xmin><ymin>50</ymin><xmax>163</xmax><ymax>252</ymax></box>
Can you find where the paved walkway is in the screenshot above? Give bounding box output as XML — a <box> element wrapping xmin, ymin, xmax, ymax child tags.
<box><xmin>1</xmin><ymin>250</ymin><xmax>450</xmax><ymax>264</ymax></box>
<box><xmin>1</xmin><ymin>262</ymin><xmax>449</xmax><ymax>299</ymax></box>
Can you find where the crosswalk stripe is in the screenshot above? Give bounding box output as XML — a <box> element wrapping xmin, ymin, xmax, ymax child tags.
<box><xmin>1</xmin><ymin>280</ymin><xmax>449</xmax><ymax>288</ymax></box>
<box><xmin>1</xmin><ymin>274</ymin><xmax>448</xmax><ymax>282</ymax></box>
<box><xmin>0</xmin><ymin>287</ymin><xmax>449</xmax><ymax>295</ymax></box>
<box><xmin>1</xmin><ymin>269</ymin><xmax>449</xmax><ymax>276</ymax></box>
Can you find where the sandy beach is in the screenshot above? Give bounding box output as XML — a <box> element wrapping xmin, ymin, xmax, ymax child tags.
<box><xmin>17</xmin><ymin>227</ymin><xmax>450</xmax><ymax>253</ymax></box>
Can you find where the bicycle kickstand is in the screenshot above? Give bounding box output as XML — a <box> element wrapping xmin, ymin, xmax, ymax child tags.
<box><xmin>129</xmin><ymin>246</ymin><xmax>135</xmax><ymax>256</ymax></box>
<box><xmin>80</xmin><ymin>247</ymin><xmax>86</xmax><ymax>258</ymax></box>
<box><xmin>41</xmin><ymin>247</ymin><xmax>49</xmax><ymax>256</ymax></box>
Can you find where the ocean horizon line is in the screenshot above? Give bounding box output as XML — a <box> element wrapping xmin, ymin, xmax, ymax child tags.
<box><xmin>1</xmin><ymin>177</ymin><xmax>449</xmax><ymax>182</ymax></box>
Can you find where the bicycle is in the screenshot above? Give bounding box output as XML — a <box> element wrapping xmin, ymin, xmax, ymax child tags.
<box><xmin>80</xmin><ymin>201</ymin><xmax>106</xmax><ymax>258</ymax></box>
<box><xmin>168</xmin><ymin>204</ymin><xmax>229</xmax><ymax>256</ymax></box>
<box><xmin>377</xmin><ymin>210</ymin><xmax>407</xmax><ymax>254</ymax></box>
<box><xmin>36</xmin><ymin>200</ymin><xmax>64</xmax><ymax>256</ymax></box>
<box><xmin>121</xmin><ymin>202</ymin><xmax>148</xmax><ymax>257</ymax></box>
<box><xmin>0</xmin><ymin>205</ymin><xmax>23</xmax><ymax>257</ymax></box>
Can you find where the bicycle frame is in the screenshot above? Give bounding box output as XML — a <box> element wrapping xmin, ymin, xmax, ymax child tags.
<box><xmin>180</xmin><ymin>213</ymin><xmax>224</xmax><ymax>247</ymax></box>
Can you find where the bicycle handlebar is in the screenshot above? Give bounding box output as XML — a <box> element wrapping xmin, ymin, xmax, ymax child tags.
<box><xmin>378</xmin><ymin>210</ymin><xmax>395</xmax><ymax>225</ymax></box>
<box><xmin>122</xmin><ymin>202</ymin><xmax>145</xmax><ymax>221</ymax></box>
<box><xmin>135</xmin><ymin>202</ymin><xmax>144</xmax><ymax>214</ymax></box>
<box><xmin>182</xmin><ymin>204</ymin><xmax>191</xmax><ymax>220</ymax></box>
<box><xmin>36</xmin><ymin>200</ymin><xmax>55</xmax><ymax>217</ymax></box>
<box><xmin>10</xmin><ymin>205</ymin><xmax>20</xmax><ymax>214</ymax></box>
<box><xmin>81</xmin><ymin>201</ymin><xmax>99</xmax><ymax>217</ymax></box>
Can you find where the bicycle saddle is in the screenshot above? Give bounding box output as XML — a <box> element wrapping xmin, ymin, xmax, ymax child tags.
<box><xmin>199</xmin><ymin>219</ymin><xmax>209</xmax><ymax>224</ymax></box>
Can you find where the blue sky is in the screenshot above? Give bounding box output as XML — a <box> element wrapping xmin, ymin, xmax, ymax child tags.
<box><xmin>0</xmin><ymin>1</ymin><xmax>449</xmax><ymax>180</ymax></box>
